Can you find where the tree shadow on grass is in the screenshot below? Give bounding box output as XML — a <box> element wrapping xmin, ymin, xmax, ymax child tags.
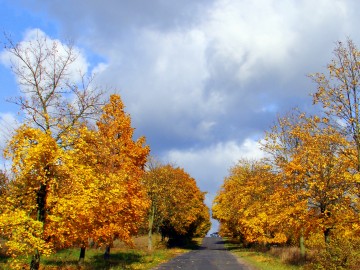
<box><xmin>42</xmin><ymin>251</ymin><xmax>142</xmax><ymax>270</ymax></box>
<box><xmin>42</xmin><ymin>258</ymin><xmax>79</xmax><ymax>268</ymax></box>
<box><xmin>91</xmin><ymin>252</ymin><xmax>142</xmax><ymax>270</ymax></box>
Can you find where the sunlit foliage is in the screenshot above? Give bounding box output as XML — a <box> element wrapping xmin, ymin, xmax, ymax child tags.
<box><xmin>142</xmin><ymin>162</ymin><xmax>211</xmax><ymax>249</ymax></box>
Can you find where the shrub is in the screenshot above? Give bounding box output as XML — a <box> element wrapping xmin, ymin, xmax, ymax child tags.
<box><xmin>305</xmin><ymin>236</ymin><xmax>360</xmax><ymax>270</ymax></box>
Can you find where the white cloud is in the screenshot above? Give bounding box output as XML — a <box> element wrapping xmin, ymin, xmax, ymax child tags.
<box><xmin>163</xmin><ymin>138</ymin><xmax>264</xmax><ymax>193</ymax></box>
<box><xmin>91</xmin><ymin>62</ymin><xmax>108</xmax><ymax>77</ymax></box>
<box><xmin>204</xmin><ymin>0</ymin><xmax>297</xmax><ymax>82</ymax></box>
<box><xmin>203</xmin><ymin>0</ymin><xmax>350</xmax><ymax>84</ymax></box>
<box><xmin>96</xmin><ymin>27</ymin><xmax>225</xmax><ymax>144</ymax></box>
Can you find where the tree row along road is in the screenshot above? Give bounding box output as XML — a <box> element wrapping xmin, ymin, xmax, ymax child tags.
<box><xmin>153</xmin><ymin>237</ymin><xmax>255</xmax><ymax>270</ymax></box>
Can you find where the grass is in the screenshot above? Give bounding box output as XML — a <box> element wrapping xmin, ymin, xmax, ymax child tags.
<box><xmin>224</xmin><ymin>239</ymin><xmax>304</xmax><ymax>270</ymax></box>
<box><xmin>0</xmin><ymin>235</ymin><xmax>202</xmax><ymax>270</ymax></box>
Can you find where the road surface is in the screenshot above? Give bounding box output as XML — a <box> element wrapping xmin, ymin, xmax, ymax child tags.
<box><xmin>153</xmin><ymin>237</ymin><xmax>255</xmax><ymax>270</ymax></box>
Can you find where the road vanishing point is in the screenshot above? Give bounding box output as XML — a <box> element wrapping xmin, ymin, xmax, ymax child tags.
<box><xmin>153</xmin><ymin>237</ymin><xmax>255</xmax><ymax>270</ymax></box>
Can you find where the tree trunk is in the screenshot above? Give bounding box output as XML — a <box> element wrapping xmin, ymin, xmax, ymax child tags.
<box><xmin>299</xmin><ymin>233</ymin><xmax>306</xmax><ymax>259</ymax></box>
<box><xmin>148</xmin><ymin>204</ymin><xmax>155</xmax><ymax>251</ymax></box>
<box><xmin>104</xmin><ymin>245</ymin><xmax>111</xmax><ymax>260</ymax></box>
<box><xmin>324</xmin><ymin>228</ymin><xmax>331</xmax><ymax>244</ymax></box>
<box><xmin>29</xmin><ymin>182</ymin><xmax>47</xmax><ymax>269</ymax></box>
<box><xmin>30</xmin><ymin>249</ymin><xmax>40</xmax><ymax>270</ymax></box>
<box><xmin>36</xmin><ymin>183</ymin><xmax>47</xmax><ymax>228</ymax></box>
<box><xmin>358</xmin><ymin>144</ymin><xmax>360</xmax><ymax>172</ymax></box>
<box><xmin>79</xmin><ymin>247</ymin><xmax>86</xmax><ymax>265</ymax></box>
<box><xmin>37</xmin><ymin>181</ymin><xmax>47</xmax><ymax>222</ymax></box>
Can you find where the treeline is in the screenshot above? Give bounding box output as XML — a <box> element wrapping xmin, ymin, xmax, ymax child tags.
<box><xmin>212</xmin><ymin>39</ymin><xmax>360</xmax><ymax>269</ymax></box>
<box><xmin>0</xmin><ymin>34</ymin><xmax>210</xmax><ymax>269</ymax></box>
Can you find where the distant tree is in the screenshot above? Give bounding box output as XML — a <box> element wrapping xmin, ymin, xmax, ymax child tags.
<box><xmin>141</xmin><ymin>157</ymin><xmax>165</xmax><ymax>251</ymax></box>
<box><xmin>142</xmin><ymin>162</ymin><xmax>210</xmax><ymax>249</ymax></box>
<box><xmin>212</xmin><ymin>159</ymin><xmax>287</xmax><ymax>245</ymax></box>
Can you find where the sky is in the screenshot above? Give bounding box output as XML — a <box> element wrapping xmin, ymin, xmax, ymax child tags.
<box><xmin>1</xmin><ymin>0</ymin><xmax>360</xmax><ymax>233</ymax></box>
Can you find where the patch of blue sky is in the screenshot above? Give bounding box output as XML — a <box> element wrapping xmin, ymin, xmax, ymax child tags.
<box><xmin>0</xmin><ymin>1</ymin><xmax>58</xmax><ymax>41</ymax></box>
<box><xmin>0</xmin><ymin>65</ymin><xmax>18</xmax><ymax>112</ymax></box>
<box><xmin>260</xmin><ymin>104</ymin><xmax>278</xmax><ymax>113</ymax></box>
<box><xmin>77</xmin><ymin>46</ymin><xmax>108</xmax><ymax>76</ymax></box>
<box><xmin>0</xmin><ymin>1</ymin><xmax>59</xmax><ymax>111</ymax></box>
<box><xmin>0</xmin><ymin>2</ymin><xmax>105</xmax><ymax>109</ymax></box>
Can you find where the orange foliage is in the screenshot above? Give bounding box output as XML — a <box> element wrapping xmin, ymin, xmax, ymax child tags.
<box><xmin>213</xmin><ymin>112</ymin><xmax>360</xmax><ymax>249</ymax></box>
<box><xmin>0</xmin><ymin>95</ymin><xmax>150</xmax><ymax>267</ymax></box>
<box><xmin>48</xmin><ymin>95</ymin><xmax>150</xmax><ymax>248</ymax></box>
<box><xmin>143</xmin><ymin>163</ymin><xmax>210</xmax><ymax>240</ymax></box>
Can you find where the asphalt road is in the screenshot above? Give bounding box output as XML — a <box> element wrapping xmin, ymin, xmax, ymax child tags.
<box><xmin>152</xmin><ymin>237</ymin><xmax>255</xmax><ymax>270</ymax></box>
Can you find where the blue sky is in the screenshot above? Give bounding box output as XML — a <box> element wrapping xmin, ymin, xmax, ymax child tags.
<box><xmin>1</xmin><ymin>0</ymin><xmax>360</xmax><ymax>232</ymax></box>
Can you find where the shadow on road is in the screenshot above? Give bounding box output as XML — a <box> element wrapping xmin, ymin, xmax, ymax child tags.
<box><xmin>167</xmin><ymin>238</ymin><xmax>202</xmax><ymax>250</ymax></box>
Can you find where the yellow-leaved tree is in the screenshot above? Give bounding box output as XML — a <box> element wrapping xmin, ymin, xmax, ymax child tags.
<box><xmin>311</xmin><ymin>39</ymin><xmax>360</xmax><ymax>171</ymax></box>
<box><xmin>46</xmin><ymin>94</ymin><xmax>150</xmax><ymax>262</ymax></box>
<box><xmin>93</xmin><ymin>94</ymin><xmax>150</xmax><ymax>258</ymax></box>
<box><xmin>1</xmin><ymin>32</ymin><xmax>103</xmax><ymax>269</ymax></box>
<box><xmin>212</xmin><ymin>159</ymin><xmax>287</xmax><ymax>245</ymax></box>
<box><xmin>142</xmin><ymin>162</ymin><xmax>210</xmax><ymax>250</ymax></box>
<box><xmin>1</xmin><ymin>126</ymin><xmax>75</xmax><ymax>269</ymax></box>
<box><xmin>262</xmin><ymin>112</ymin><xmax>358</xmax><ymax>257</ymax></box>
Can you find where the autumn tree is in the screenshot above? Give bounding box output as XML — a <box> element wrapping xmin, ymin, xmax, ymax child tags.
<box><xmin>1</xmin><ymin>126</ymin><xmax>74</xmax><ymax>269</ymax></box>
<box><xmin>311</xmin><ymin>39</ymin><xmax>360</xmax><ymax>170</ymax></box>
<box><xmin>261</xmin><ymin>113</ymin><xmax>359</xmax><ymax>252</ymax></box>
<box><xmin>213</xmin><ymin>39</ymin><xmax>360</xmax><ymax>268</ymax></box>
<box><xmin>261</xmin><ymin>110</ymin><xmax>311</xmax><ymax>255</ymax></box>
<box><xmin>214</xmin><ymin>113</ymin><xmax>358</xmax><ymax>254</ymax></box>
<box><xmin>142</xmin><ymin>162</ymin><xmax>210</xmax><ymax>250</ymax></box>
<box><xmin>158</xmin><ymin>166</ymin><xmax>210</xmax><ymax>243</ymax></box>
<box><xmin>282</xmin><ymin>116</ymin><xmax>357</xmax><ymax>243</ymax></box>
<box><xmin>0</xmin><ymin>31</ymin><xmax>103</xmax><ymax>269</ymax></box>
<box><xmin>141</xmin><ymin>157</ymin><xmax>164</xmax><ymax>251</ymax></box>
<box><xmin>92</xmin><ymin>94</ymin><xmax>150</xmax><ymax>258</ymax></box>
<box><xmin>42</xmin><ymin>95</ymin><xmax>150</xmax><ymax>263</ymax></box>
<box><xmin>212</xmin><ymin>159</ymin><xmax>287</xmax><ymax>245</ymax></box>
<box><xmin>308</xmin><ymin>40</ymin><xmax>360</xmax><ymax>267</ymax></box>
<box><xmin>2</xmin><ymin>30</ymin><xmax>103</xmax><ymax>140</ymax></box>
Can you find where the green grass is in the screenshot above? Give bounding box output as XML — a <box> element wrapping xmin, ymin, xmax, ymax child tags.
<box><xmin>0</xmin><ymin>235</ymin><xmax>199</xmax><ymax>270</ymax></box>
<box><xmin>224</xmin><ymin>239</ymin><xmax>304</xmax><ymax>270</ymax></box>
<box><xmin>40</xmin><ymin>247</ymin><xmax>183</xmax><ymax>269</ymax></box>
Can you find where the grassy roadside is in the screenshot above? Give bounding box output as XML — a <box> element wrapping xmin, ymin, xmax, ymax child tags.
<box><xmin>0</xmin><ymin>235</ymin><xmax>202</xmax><ymax>270</ymax></box>
<box><xmin>224</xmin><ymin>239</ymin><xmax>304</xmax><ymax>270</ymax></box>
